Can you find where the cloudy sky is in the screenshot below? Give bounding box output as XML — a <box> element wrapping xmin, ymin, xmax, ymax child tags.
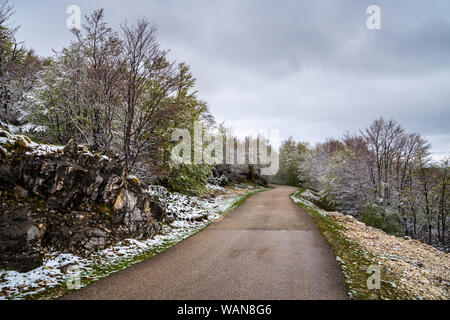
<box><xmin>11</xmin><ymin>0</ymin><xmax>450</xmax><ymax>160</ymax></box>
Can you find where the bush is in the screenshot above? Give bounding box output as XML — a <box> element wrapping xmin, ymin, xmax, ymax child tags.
<box><xmin>167</xmin><ymin>164</ymin><xmax>212</xmax><ymax>196</ymax></box>
<box><xmin>318</xmin><ymin>192</ymin><xmax>336</xmax><ymax>211</ymax></box>
<box><xmin>208</xmin><ymin>165</ymin><xmax>234</xmax><ymax>187</ymax></box>
<box><xmin>357</xmin><ymin>205</ymin><xmax>404</xmax><ymax>237</ymax></box>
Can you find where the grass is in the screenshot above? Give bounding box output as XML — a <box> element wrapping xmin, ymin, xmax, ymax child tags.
<box><xmin>26</xmin><ymin>187</ymin><xmax>266</xmax><ymax>300</ymax></box>
<box><xmin>291</xmin><ymin>189</ymin><xmax>410</xmax><ymax>300</ymax></box>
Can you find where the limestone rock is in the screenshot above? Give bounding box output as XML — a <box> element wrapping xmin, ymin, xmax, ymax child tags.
<box><xmin>0</xmin><ymin>205</ymin><xmax>44</xmax><ymax>272</ymax></box>
<box><xmin>0</xmin><ymin>130</ymin><xmax>166</xmax><ymax>271</ymax></box>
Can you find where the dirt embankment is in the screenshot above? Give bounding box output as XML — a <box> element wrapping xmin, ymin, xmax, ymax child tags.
<box><xmin>329</xmin><ymin>212</ymin><xmax>449</xmax><ymax>300</ymax></box>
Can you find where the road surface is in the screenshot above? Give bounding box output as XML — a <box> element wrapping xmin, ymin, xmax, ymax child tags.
<box><xmin>64</xmin><ymin>185</ymin><xmax>348</xmax><ymax>300</ymax></box>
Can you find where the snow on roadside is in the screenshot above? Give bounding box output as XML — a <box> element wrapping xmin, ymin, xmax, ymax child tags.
<box><xmin>148</xmin><ymin>185</ymin><xmax>209</xmax><ymax>221</ymax></box>
<box><xmin>206</xmin><ymin>183</ymin><xmax>228</xmax><ymax>193</ymax></box>
<box><xmin>291</xmin><ymin>190</ymin><xmax>329</xmax><ymax>217</ymax></box>
<box><xmin>0</xmin><ymin>184</ymin><xmax>261</xmax><ymax>300</ymax></box>
<box><xmin>292</xmin><ymin>188</ymin><xmax>450</xmax><ymax>300</ymax></box>
<box><xmin>301</xmin><ymin>190</ymin><xmax>320</xmax><ymax>202</ymax></box>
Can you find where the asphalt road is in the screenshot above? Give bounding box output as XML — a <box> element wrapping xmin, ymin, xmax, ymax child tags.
<box><xmin>64</xmin><ymin>185</ymin><xmax>348</xmax><ymax>300</ymax></box>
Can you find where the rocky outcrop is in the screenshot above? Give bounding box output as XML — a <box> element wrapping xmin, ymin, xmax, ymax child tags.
<box><xmin>111</xmin><ymin>181</ymin><xmax>160</xmax><ymax>240</ymax></box>
<box><xmin>0</xmin><ymin>129</ymin><xmax>164</xmax><ymax>272</ymax></box>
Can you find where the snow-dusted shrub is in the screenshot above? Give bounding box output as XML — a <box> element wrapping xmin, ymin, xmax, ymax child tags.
<box><xmin>167</xmin><ymin>164</ymin><xmax>212</xmax><ymax>196</ymax></box>
<box><xmin>357</xmin><ymin>204</ymin><xmax>404</xmax><ymax>237</ymax></box>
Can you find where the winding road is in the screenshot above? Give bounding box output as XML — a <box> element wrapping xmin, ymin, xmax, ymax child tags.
<box><xmin>64</xmin><ymin>185</ymin><xmax>348</xmax><ymax>300</ymax></box>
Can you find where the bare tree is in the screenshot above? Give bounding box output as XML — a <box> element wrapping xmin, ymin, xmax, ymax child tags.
<box><xmin>438</xmin><ymin>158</ymin><xmax>449</xmax><ymax>243</ymax></box>
<box><xmin>120</xmin><ymin>19</ymin><xmax>180</xmax><ymax>176</ymax></box>
<box><xmin>361</xmin><ymin>118</ymin><xmax>406</xmax><ymax>203</ymax></box>
<box><xmin>417</xmin><ymin>156</ymin><xmax>436</xmax><ymax>244</ymax></box>
<box><xmin>0</xmin><ymin>0</ymin><xmax>17</xmax><ymax>40</ymax></box>
<box><xmin>70</xmin><ymin>9</ymin><xmax>125</xmax><ymax>150</ymax></box>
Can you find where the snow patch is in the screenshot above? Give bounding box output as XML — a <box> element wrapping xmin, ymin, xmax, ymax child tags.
<box><xmin>291</xmin><ymin>190</ymin><xmax>330</xmax><ymax>216</ymax></box>
<box><xmin>0</xmin><ymin>128</ymin><xmax>64</xmax><ymax>157</ymax></box>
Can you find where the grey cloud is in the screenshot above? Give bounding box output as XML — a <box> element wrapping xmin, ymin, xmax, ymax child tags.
<box><xmin>12</xmin><ymin>0</ymin><xmax>450</xmax><ymax>159</ymax></box>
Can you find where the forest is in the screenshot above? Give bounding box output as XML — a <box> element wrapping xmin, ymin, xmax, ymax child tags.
<box><xmin>273</xmin><ymin>118</ymin><xmax>449</xmax><ymax>249</ymax></box>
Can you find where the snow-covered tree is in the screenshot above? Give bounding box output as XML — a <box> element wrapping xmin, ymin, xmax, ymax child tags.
<box><xmin>0</xmin><ymin>0</ymin><xmax>42</xmax><ymax>129</ymax></box>
<box><xmin>295</xmin><ymin>118</ymin><xmax>448</xmax><ymax>247</ymax></box>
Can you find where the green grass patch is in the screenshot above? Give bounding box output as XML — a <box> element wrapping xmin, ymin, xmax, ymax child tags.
<box><xmin>292</xmin><ymin>190</ymin><xmax>410</xmax><ymax>300</ymax></box>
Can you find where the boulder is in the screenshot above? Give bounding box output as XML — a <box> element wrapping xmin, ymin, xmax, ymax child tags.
<box><xmin>112</xmin><ymin>183</ymin><xmax>160</xmax><ymax>240</ymax></box>
<box><xmin>0</xmin><ymin>166</ymin><xmax>15</xmax><ymax>191</ymax></box>
<box><xmin>0</xmin><ymin>204</ymin><xmax>44</xmax><ymax>272</ymax></box>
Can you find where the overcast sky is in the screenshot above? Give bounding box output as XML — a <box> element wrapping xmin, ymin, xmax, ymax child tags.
<box><xmin>11</xmin><ymin>0</ymin><xmax>450</xmax><ymax>160</ymax></box>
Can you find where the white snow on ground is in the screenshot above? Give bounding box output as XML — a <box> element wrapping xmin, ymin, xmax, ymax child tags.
<box><xmin>0</xmin><ymin>185</ymin><xmax>261</xmax><ymax>300</ymax></box>
<box><xmin>0</xmin><ymin>128</ymin><xmax>64</xmax><ymax>157</ymax></box>
<box><xmin>301</xmin><ymin>190</ymin><xmax>321</xmax><ymax>203</ymax></box>
<box><xmin>0</xmin><ymin>128</ymin><xmax>112</xmax><ymax>160</ymax></box>
<box><xmin>148</xmin><ymin>185</ymin><xmax>210</xmax><ymax>221</ymax></box>
<box><xmin>291</xmin><ymin>190</ymin><xmax>330</xmax><ymax>217</ymax></box>
<box><xmin>206</xmin><ymin>183</ymin><xmax>228</xmax><ymax>193</ymax></box>
<box><xmin>0</xmin><ymin>120</ymin><xmax>46</xmax><ymax>135</ymax></box>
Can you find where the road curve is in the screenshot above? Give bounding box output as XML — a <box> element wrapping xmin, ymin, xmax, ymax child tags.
<box><xmin>64</xmin><ymin>185</ymin><xmax>348</xmax><ymax>300</ymax></box>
